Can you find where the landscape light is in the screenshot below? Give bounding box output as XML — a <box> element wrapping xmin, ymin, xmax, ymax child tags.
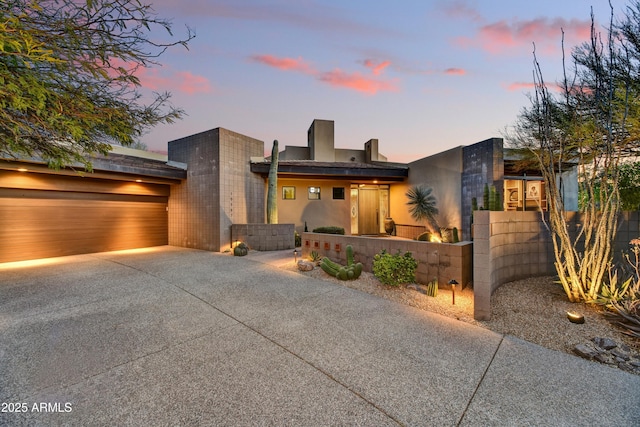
<box><xmin>449</xmin><ymin>279</ymin><xmax>459</xmax><ymax>305</ymax></box>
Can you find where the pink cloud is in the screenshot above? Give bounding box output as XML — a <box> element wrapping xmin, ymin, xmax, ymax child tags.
<box><xmin>250</xmin><ymin>55</ymin><xmax>315</xmax><ymax>74</ymax></box>
<box><xmin>176</xmin><ymin>71</ymin><xmax>212</xmax><ymax>94</ymax></box>
<box><xmin>251</xmin><ymin>53</ymin><xmax>397</xmax><ymax>95</ymax></box>
<box><xmin>363</xmin><ymin>59</ymin><xmax>391</xmax><ymax>76</ymax></box>
<box><xmin>318</xmin><ymin>69</ymin><xmax>398</xmax><ymax>95</ymax></box>
<box><xmin>506</xmin><ymin>82</ymin><xmax>536</xmax><ymax>91</ymax></box>
<box><xmin>444</xmin><ymin>68</ymin><xmax>466</xmax><ymax>76</ymax></box>
<box><xmin>505</xmin><ymin>81</ymin><xmax>563</xmax><ymax>92</ymax></box>
<box><xmin>137</xmin><ymin>68</ymin><xmax>212</xmax><ymax>95</ymax></box>
<box><xmin>106</xmin><ymin>58</ymin><xmax>212</xmax><ymax>95</ymax></box>
<box><xmin>135</xmin><ymin>68</ymin><xmax>169</xmax><ymax>91</ymax></box>
<box><xmin>455</xmin><ymin>17</ymin><xmax>592</xmax><ymax>56</ymax></box>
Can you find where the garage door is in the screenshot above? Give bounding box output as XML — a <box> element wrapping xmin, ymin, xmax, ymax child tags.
<box><xmin>0</xmin><ymin>170</ymin><xmax>169</xmax><ymax>263</ymax></box>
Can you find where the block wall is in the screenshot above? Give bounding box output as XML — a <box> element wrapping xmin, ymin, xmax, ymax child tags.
<box><xmin>301</xmin><ymin>233</ymin><xmax>473</xmax><ymax>289</ymax></box>
<box><xmin>462</xmin><ymin>138</ymin><xmax>504</xmax><ymax>241</ymax></box>
<box><xmin>218</xmin><ymin>129</ymin><xmax>265</xmax><ymax>250</ymax></box>
<box><xmin>168</xmin><ymin>128</ymin><xmax>265</xmax><ymax>252</ymax></box>
<box><xmin>472</xmin><ymin>210</ymin><xmax>639</xmax><ymax>321</ymax></box>
<box><xmin>231</xmin><ymin>224</ymin><xmax>295</xmax><ymax>251</ymax></box>
<box><xmin>168</xmin><ymin>129</ymin><xmax>221</xmax><ymax>251</ymax></box>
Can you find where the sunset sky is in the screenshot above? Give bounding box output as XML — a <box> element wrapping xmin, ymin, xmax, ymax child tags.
<box><xmin>137</xmin><ymin>0</ymin><xmax>628</xmax><ymax>162</ymax></box>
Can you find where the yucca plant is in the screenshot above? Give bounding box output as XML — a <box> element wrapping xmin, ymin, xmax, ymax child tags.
<box><xmin>599</xmin><ymin>239</ymin><xmax>640</xmax><ymax>337</ymax></box>
<box><xmin>406</xmin><ymin>185</ymin><xmax>440</xmax><ymax>235</ymax></box>
<box><xmin>605</xmin><ymin>300</ymin><xmax>640</xmax><ymax>338</ymax></box>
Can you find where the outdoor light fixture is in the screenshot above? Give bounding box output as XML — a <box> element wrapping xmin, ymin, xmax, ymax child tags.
<box><xmin>567</xmin><ymin>311</ymin><xmax>585</xmax><ymax>324</ymax></box>
<box><xmin>293</xmin><ymin>249</ymin><xmax>298</xmax><ymax>263</ymax></box>
<box><xmin>449</xmin><ymin>279</ymin><xmax>458</xmax><ymax>305</ymax></box>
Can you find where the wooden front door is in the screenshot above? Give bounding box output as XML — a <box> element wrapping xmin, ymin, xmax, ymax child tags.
<box><xmin>358</xmin><ymin>188</ymin><xmax>379</xmax><ymax>235</ymax></box>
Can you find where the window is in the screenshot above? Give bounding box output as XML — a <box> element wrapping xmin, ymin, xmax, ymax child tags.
<box><xmin>282</xmin><ymin>186</ymin><xmax>296</xmax><ymax>200</ymax></box>
<box><xmin>308</xmin><ymin>186</ymin><xmax>321</xmax><ymax>200</ymax></box>
<box><xmin>332</xmin><ymin>187</ymin><xmax>345</xmax><ymax>200</ymax></box>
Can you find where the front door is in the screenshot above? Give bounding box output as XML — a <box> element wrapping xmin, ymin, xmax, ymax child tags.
<box><xmin>358</xmin><ymin>188</ymin><xmax>379</xmax><ymax>235</ymax></box>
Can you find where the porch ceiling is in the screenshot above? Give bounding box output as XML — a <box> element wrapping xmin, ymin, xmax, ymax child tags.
<box><xmin>250</xmin><ymin>160</ymin><xmax>408</xmax><ymax>182</ymax></box>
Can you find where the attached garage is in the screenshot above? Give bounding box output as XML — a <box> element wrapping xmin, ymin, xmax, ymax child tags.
<box><xmin>0</xmin><ymin>149</ymin><xmax>186</xmax><ymax>263</ymax></box>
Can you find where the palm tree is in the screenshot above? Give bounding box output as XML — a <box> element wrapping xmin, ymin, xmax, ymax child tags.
<box><xmin>406</xmin><ymin>185</ymin><xmax>439</xmax><ymax>234</ymax></box>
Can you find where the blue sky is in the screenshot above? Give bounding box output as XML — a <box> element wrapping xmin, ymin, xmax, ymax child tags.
<box><xmin>138</xmin><ymin>0</ymin><xmax>628</xmax><ymax>162</ymax></box>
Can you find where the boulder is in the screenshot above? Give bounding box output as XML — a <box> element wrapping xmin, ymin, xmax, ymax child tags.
<box><xmin>297</xmin><ymin>260</ymin><xmax>314</xmax><ymax>271</ymax></box>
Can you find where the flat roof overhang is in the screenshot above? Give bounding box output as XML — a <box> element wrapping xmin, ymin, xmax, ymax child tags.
<box><xmin>1</xmin><ymin>153</ymin><xmax>187</xmax><ymax>185</ymax></box>
<box><xmin>250</xmin><ymin>161</ymin><xmax>409</xmax><ymax>183</ymax></box>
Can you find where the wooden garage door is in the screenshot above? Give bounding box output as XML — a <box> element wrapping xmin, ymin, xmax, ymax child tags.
<box><xmin>0</xmin><ymin>173</ymin><xmax>169</xmax><ymax>263</ymax></box>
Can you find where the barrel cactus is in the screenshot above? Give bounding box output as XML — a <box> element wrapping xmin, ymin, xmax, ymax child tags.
<box><xmin>320</xmin><ymin>245</ymin><xmax>362</xmax><ymax>280</ymax></box>
<box><xmin>233</xmin><ymin>242</ymin><xmax>248</xmax><ymax>256</ymax></box>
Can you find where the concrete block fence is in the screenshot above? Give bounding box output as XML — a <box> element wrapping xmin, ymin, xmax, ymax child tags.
<box><xmin>472</xmin><ymin>210</ymin><xmax>640</xmax><ymax>321</ymax></box>
<box><xmin>231</xmin><ymin>224</ymin><xmax>295</xmax><ymax>251</ymax></box>
<box><xmin>301</xmin><ymin>233</ymin><xmax>473</xmax><ymax>290</ymax></box>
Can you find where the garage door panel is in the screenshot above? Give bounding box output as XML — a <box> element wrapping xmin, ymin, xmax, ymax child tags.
<box><xmin>0</xmin><ymin>197</ymin><xmax>168</xmax><ymax>263</ymax></box>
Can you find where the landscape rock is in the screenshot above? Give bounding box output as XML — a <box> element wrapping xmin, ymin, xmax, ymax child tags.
<box><xmin>574</xmin><ymin>337</ymin><xmax>640</xmax><ymax>375</ymax></box>
<box><xmin>297</xmin><ymin>260</ymin><xmax>314</xmax><ymax>271</ymax></box>
<box><xmin>574</xmin><ymin>343</ymin><xmax>599</xmax><ymax>359</ymax></box>
<box><xmin>592</xmin><ymin>337</ymin><xmax>617</xmax><ymax>350</ymax></box>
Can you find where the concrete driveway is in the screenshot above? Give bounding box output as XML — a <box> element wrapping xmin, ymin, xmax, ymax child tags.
<box><xmin>1</xmin><ymin>246</ymin><xmax>638</xmax><ymax>426</ymax></box>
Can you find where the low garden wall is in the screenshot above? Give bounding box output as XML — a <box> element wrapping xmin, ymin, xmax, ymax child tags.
<box><xmin>472</xmin><ymin>210</ymin><xmax>640</xmax><ymax>321</ymax></box>
<box><xmin>231</xmin><ymin>223</ymin><xmax>295</xmax><ymax>251</ymax></box>
<box><xmin>301</xmin><ymin>232</ymin><xmax>473</xmax><ymax>289</ymax></box>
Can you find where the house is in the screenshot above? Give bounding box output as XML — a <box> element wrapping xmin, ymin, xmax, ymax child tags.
<box><xmin>0</xmin><ymin>119</ymin><xmax>577</xmax><ymax>263</ymax></box>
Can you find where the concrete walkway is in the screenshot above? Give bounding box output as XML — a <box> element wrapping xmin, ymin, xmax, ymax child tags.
<box><xmin>0</xmin><ymin>246</ymin><xmax>638</xmax><ymax>426</ymax></box>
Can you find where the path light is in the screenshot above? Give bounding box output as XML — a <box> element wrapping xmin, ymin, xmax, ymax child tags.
<box><xmin>449</xmin><ymin>279</ymin><xmax>458</xmax><ymax>305</ymax></box>
<box><xmin>293</xmin><ymin>249</ymin><xmax>298</xmax><ymax>263</ymax></box>
<box><xmin>567</xmin><ymin>311</ymin><xmax>585</xmax><ymax>324</ymax></box>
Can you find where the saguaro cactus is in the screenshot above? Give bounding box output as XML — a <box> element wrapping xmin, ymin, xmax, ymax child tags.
<box><xmin>267</xmin><ymin>140</ymin><xmax>279</xmax><ymax>224</ymax></box>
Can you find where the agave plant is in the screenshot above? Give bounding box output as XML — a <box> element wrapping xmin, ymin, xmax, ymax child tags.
<box><xmin>406</xmin><ymin>185</ymin><xmax>440</xmax><ymax>234</ymax></box>
<box><xmin>599</xmin><ymin>239</ymin><xmax>640</xmax><ymax>337</ymax></box>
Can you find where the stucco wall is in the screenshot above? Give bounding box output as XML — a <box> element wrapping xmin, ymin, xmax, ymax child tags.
<box><xmin>389</xmin><ymin>146</ymin><xmax>464</xmax><ymax>235</ymax></box>
<box><xmin>308</xmin><ymin>119</ymin><xmax>335</xmax><ymax>161</ymax></box>
<box><xmin>301</xmin><ymin>233</ymin><xmax>473</xmax><ymax>289</ymax></box>
<box><xmin>273</xmin><ymin>178</ymin><xmax>351</xmax><ymax>234</ymax></box>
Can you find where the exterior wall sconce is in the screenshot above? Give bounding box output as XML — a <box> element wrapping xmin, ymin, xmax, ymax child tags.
<box><xmin>449</xmin><ymin>279</ymin><xmax>458</xmax><ymax>305</ymax></box>
<box><xmin>335</xmin><ymin>244</ymin><xmax>341</xmax><ymax>252</ymax></box>
<box><xmin>324</xmin><ymin>242</ymin><xmax>330</xmax><ymax>250</ymax></box>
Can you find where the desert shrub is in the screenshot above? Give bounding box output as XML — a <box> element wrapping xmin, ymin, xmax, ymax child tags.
<box><xmin>598</xmin><ymin>239</ymin><xmax>640</xmax><ymax>337</ymax></box>
<box><xmin>312</xmin><ymin>226</ymin><xmax>345</xmax><ymax>235</ymax></box>
<box><xmin>372</xmin><ymin>249</ymin><xmax>417</xmax><ymax>286</ymax></box>
<box><xmin>308</xmin><ymin>251</ymin><xmax>322</xmax><ymax>264</ymax></box>
<box><xmin>294</xmin><ymin>231</ymin><xmax>302</xmax><ymax>247</ymax></box>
